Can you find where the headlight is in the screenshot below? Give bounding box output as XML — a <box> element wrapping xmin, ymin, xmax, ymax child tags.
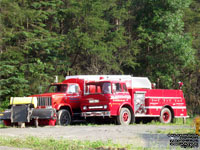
<box><xmin>104</xmin><ymin>105</ymin><xmax>107</xmax><ymax>109</ymax></box>
<box><xmin>83</xmin><ymin>106</ymin><xmax>87</xmax><ymax>110</ymax></box>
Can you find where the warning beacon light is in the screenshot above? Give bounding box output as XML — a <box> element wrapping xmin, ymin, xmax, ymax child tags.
<box><xmin>178</xmin><ymin>81</ymin><xmax>183</xmax><ymax>89</ymax></box>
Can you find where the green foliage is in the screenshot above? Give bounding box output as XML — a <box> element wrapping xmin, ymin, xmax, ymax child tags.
<box><xmin>132</xmin><ymin>0</ymin><xmax>195</xmax><ymax>89</ymax></box>
<box><xmin>156</xmin><ymin>128</ymin><xmax>195</xmax><ymax>134</ymax></box>
<box><xmin>182</xmin><ymin>0</ymin><xmax>200</xmax><ymax>115</ymax></box>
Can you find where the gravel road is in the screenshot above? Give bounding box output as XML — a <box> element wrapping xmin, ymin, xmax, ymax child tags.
<box><xmin>1</xmin><ymin>124</ymin><xmax>199</xmax><ymax>149</ymax></box>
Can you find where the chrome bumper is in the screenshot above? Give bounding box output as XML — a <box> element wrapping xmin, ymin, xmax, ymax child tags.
<box><xmin>81</xmin><ymin>111</ymin><xmax>110</xmax><ymax>117</ymax></box>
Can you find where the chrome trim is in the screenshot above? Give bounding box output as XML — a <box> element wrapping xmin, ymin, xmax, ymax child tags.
<box><xmin>144</xmin><ymin>106</ymin><xmax>187</xmax><ymax>109</ymax></box>
<box><xmin>37</xmin><ymin>97</ymin><xmax>52</xmax><ymax>107</ymax></box>
<box><xmin>174</xmin><ymin>115</ymin><xmax>189</xmax><ymax>118</ymax></box>
<box><xmin>135</xmin><ymin>91</ymin><xmax>147</xmax><ymax>94</ymax></box>
<box><xmin>135</xmin><ymin>114</ymin><xmax>160</xmax><ymax>117</ymax></box>
<box><xmin>145</xmin><ymin>97</ymin><xmax>182</xmax><ymax>99</ymax></box>
<box><xmin>171</xmin><ymin>106</ymin><xmax>187</xmax><ymax>109</ymax></box>
<box><xmin>89</xmin><ymin>99</ymin><xmax>99</xmax><ymax>103</ymax></box>
<box><xmin>144</xmin><ymin>106</ymin><xmax>162</xmax><ymax>109</ymax></box>
<box><xmin>88</xmin><ymin>106</ymin><xmax>103</xmax><ymax>109</ymax></box>
<box><xmin>81</xmin><ymin>111</ymin><xmax>110</xmax><ymax>117</ymax></box>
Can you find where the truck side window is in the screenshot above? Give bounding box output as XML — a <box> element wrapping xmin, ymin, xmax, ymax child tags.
<box><xmin>75</xmin><ymin>85</ymin><xmax>79</xmax><ymax>93</ymax></box>
<box><xmin>102</xmin><ymin>82</ymin><xmax>111</xmax><ymax>94</ymax></box>
<box><xmin>96</xmin><ymin>86</ymin><xmax>102</xmax><ymax>93</ymax></box>
<box><xmin>67</xmin><ymin>84</ymin><xmax>78</xmax><ymax>93</ymax></box>
<box><xmin>123</xmin><ymin>84</ymin><xmax>128</xmax><ymax>92</ymax></box>
<box><xmin>89</xmin><ymin>85</ymin><xmax>96</xmax><ymax>93</ymax></box>
<box><xmin>60</xmin><ymin>85</ymin><xmax>67</xmax><ymax>93</ymax></box>
<box><xmin>115</xmin><ymin>83</ymin><xmax>122</xmax><ymax>92</ymax></box>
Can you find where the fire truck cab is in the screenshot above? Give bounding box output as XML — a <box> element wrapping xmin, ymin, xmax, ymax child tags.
<box><xmin>1</xmin><ymin>77</ymin><xmax>85</xmax><ymax>126</ymax></box>
<box><xmin>82</xmin><ymin>79</ymin><xmax>134</xmax><ymax>125</ymax></box>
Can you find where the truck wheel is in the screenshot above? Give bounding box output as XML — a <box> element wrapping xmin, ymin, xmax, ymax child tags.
<box><xmin>57</xmin><ymin>109</ymin><xmax>71</xmax><ymax>126</ymax></box>
<box><xmin>117</xmin><ymin>108</ymin><xmax>131</xmax><ymax>125</ymax></box>
<box><xmin>159</xmin><ymin>108</ymin><xmax>172</xmax><ymax>124</ymax></box>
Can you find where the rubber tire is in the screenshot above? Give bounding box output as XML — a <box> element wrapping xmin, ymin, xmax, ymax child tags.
<box><xmin>159</xmin><ymin>108</ymin><xmax>172</xmax><ymax>124</ymax></box>
<box><xmin>130</xmin><ymin>113</ymin><xmax>135</xmax><ymax>124</ymax></box>
<box><xmin>117</xmin><ymin>108</ymin><xmax>131</xmax><ymax>125</ymax></box>
<box><xmin>56</xmin><ymin>109</ymin><xmax>71</xmax><ymax>126</ymax></box>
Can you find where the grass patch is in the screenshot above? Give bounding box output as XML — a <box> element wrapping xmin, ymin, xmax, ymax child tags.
<box><xmin>0</xmin><ymin>136</ymin><xmax>180</xmax><ymax>150</ymax></box>
<box><xmin>156</xmin><ymin>128</ymin><xmax>196</xmax><ymax>134</ymax></box>
<box><xmin>0</xmin><ymin>136</ymin><xmax>134</xmax><ymax>150</ymax></box>
<box><xmin>142</xmin><ymin>117</ymin><xmax>194</xmax><ymax>126</ymax></box>
<box><xmin>0</xmin><ymin>123</ymin><xmax>6</xmax><ymax>128</ymax></box>
<box><xmin>150</xmin><ymin>117</ymin><xmax>197</xmax><ymax>134</ymax></box>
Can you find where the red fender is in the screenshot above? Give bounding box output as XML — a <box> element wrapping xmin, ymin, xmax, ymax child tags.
<box><xmin>55</xmin><ymin>104</ymin><xmax>73</xmax><ymax>116</ymax></box>
<box><xmin>117</xmin><ymin>102</ymin><xmax>134</xmax><ymax>116</ymax></box>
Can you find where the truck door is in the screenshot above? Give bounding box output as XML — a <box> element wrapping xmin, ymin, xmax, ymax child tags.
<box><xmin>112</xmin><ymin>83</ymin><xmax>126</xmax><ymax>102</ymax></box>
<box><xmin>67</xmin><ymin>84</ymin><xmax>81</xmax><ymax>109</ymax></box>
<box><xmin>122</xmin><ymin>83</ymin><xmax>130</xmax><ymax>102</ymax></box>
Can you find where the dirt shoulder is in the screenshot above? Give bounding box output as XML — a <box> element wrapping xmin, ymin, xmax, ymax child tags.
<box><xmin>0</xmin><ymin>125</ymin><xmax>193</xmax><ymax>148</ymax></box>
<box><xmin>0</xmin><ymin>146</ymin><xmax>31</xmax><ymax>150</ymax></box>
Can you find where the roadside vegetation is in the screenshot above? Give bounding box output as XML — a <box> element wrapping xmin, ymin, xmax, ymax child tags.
<box><xmin>0</xmin><ymin>136</ymin><xmax>180</xmax><ymax>150</ymax></box>
<box><xmin>133</xmin><ymin>117</ymin><xmax>194</xmax><ymax>126</ymax></box>
<box><xmin>149</xmin><ymin>117</ymin><xmax>194</xmax><ymax>125</ymax></box>
<box><xmin>0</xmin><ymin>124</ymin><xmax>6</xmax><ymax>128</ymax></box>
<box><xmin>0</xmin><ymin>118</ymin><xmax>197</xmax><ymax>149</ymax></box>
<box><xmin>0</xmin><ymin>136</ymin><xmax>136</xmax><ymax>150</ymax></box>
<box><xmin>156</xmin><ymin>128</ymin><xmax>195</xmax><ymax>134</ymax></box>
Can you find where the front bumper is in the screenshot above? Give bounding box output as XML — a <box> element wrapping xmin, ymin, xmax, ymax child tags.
<box><xmin>0</xmin><ymin>107</ymin><xmax>56</xmax><ymax>123</ymax></box>
<box><xmin>31</xmin><ymin>108</ymin><xmax>56</xmax><ymax>119</ymax></box>
<box><xmin>0</xmin><ymin>110</ymin><xmax>11</xmax><ymax>120</ymax></box>
<box><xmin>81</xmin><ymin>111</ymin><xmax>111</xmax><ymax>118</ymax></box>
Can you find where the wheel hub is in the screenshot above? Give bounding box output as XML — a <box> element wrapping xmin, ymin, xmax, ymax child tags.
<box><xmin>163</xmin><ymin>112</ymin><xmax>169</xmax><ymax>122</ymax></box>
<box><xmin>123</xmin><ymin>112</ymin><xmax>129</xmax><ymax>122</ymax></box>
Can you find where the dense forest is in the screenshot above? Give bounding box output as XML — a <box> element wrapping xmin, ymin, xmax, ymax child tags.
<box><xmin>0</xmin><ymin>0</ymin><xmax>199</xmax><ymax>115</ymax></box>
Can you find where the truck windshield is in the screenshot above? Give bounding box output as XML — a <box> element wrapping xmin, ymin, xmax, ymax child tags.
<box><xmin>86</xmin><ymin>82</ymin><xmax>111</xmax><ymax>94</ymax></box>
<box><xmin>46</xmin><ymin>85</ymin><xmax>67</xmax><ymax>93</ymax></box>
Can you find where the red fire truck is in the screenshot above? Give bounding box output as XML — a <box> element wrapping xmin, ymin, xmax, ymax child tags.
<box><xmin>81</xmin><ymin>77</ymin><xmax>188</xmax><ymax>125</ymax></box>
<box><xmin>0</xmin><ymin>75</ymin><xmax>101</xmax><ymax>126</ymax></box>
<box><xmin>0</xmin><ymin>75</ymin><xmax>133</xmax><ymax>126</ymax></box>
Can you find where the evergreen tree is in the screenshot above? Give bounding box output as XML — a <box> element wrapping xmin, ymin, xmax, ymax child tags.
<box><xmin>132</xmin><ymin>0</ymin><xmax>195</xmax><ymax>89</ymax></box>
<box><xmin>183</xmin><ymin>0</ymin><xmax>200</xmax><ymax>114</ymax></box>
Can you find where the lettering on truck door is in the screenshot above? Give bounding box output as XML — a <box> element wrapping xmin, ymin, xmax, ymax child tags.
<box><xmin>67</xmin><ymin>84</ymin><xmax>81</xmax><ymax>108</ymax></box>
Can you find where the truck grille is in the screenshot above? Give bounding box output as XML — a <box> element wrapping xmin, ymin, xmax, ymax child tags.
<box><xmin>37</xmin><ymin>97</ymin><xmax>52</xmax><ymax>106</ymax></box>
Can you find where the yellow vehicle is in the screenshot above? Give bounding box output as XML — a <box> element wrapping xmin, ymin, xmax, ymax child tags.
<box><xmin>195</xmin><ymin>117</ymin><xmax>200</xmax><ymax>135</ymax></box>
